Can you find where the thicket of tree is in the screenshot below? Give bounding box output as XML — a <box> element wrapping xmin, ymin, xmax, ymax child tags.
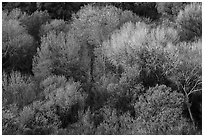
<box><xmin>2</xmin><ymin>2</ymin><xmax>202</xmax><ymax>135</ymax></box>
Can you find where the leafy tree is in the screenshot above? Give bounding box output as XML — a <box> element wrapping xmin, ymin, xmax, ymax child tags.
<box><xmin>156</xmin><ymin>2</ymin><xmax>188</xmax><ymax>18</ymax></box>
<box><xmin>39</xmin><ymin>19</ymin><xmax>70</xmax><ymax>37</ymax></box>
<box><xmin>63</xmin><ymin>108</ymin><xmax>96</xmax><ymax>135</ymax></box>
<box><xmin>71</xmin><ymin>4</ymin><xmax>142</xmax><ymax>85</ymax></box>
<box><xmin>2</xmin><ymin>8</ymin><xmax>28</xmax><ymax>20</ymax></box>
<box><xmin>2</xmin><ymin>2</ymin><xmax>38</xmax><ymax>14</ymax></box>
<box><xmin>2</xmin><ymin>71</ymin><xmax>37</xmax><ymax>109</ymax></box>
<box><xmin>2</xmin><ymin>10</ymin><xmax>35</xmax><ymax>73</ymax></box>
<box><xmin>33</xmin><ymin>31</ymin><xmax>84</xmax><ymax>82</ymax></box>
<box><xmin>40</xmin><ymin>75</ymin><xmax>88</xmax><ymax>127</ymax></box>
<box><xmin>170</xmin><ymin>40</ymin><xmax>202</xmax><ymax>128</ymax></box>
<box><xmin>133</xmin><ymin>85</ymin><xmax>194</xmax><ymax>134</ymax></box>
<box><xmin>95</xmin><ymin>106</ymin><xmax>134</xmax><ymax>134</ymax></box>
<box><xmin>17</xmin><ymin>101</ymin><xmax>61</xmax><ymax>135</ymax></box>
<box><xmin>176</xmin><ymin>3</ymin><xmax>202</xmax><ymax>41</ymax></box>
<box><xmin>36</xmin><ymin>2</ymin><xmax>86</xmax><ymax>20</ymax></box>
<box><xmin>111</xmin><ymin>2</ymin><xmax>159</xmax><ymax>20</ymax></box>
<box><xmin>2</xmin><ymin>104</ymin><xmax>19</xmax><ymax>135</ymax></box>
<box><xmin>2</xmin><ymin>2</ymin><xmax>202</xmax><ymax>135</ymax></box>
<box><xmin>20</xmin><ymin>10</ymin><xmax>51</xmax><ymax>42</ymax></box>
<box><xmin>100</xmin><ymin>22</ymin><xmax>179</xmax><ymax>88</ymax></box>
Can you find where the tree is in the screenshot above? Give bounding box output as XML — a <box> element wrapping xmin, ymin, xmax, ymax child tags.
<box><xmin>2</xmin><ymin>71</ymin><xmax>36</xmax><ymax>109</ymax></box>
<box><xmin>100</xmin><ymin>21</ymin><xmax>179</xmax><ymax>88</ymax></box>
<box><xmin>36</xmin><ymin>2</ymin><xmax>86</xmax><ymax>21</ymax></box>
<box><xmin>20</xmin><ymin>10</ymin><xmax>51</xmax><ymax>42</ymax></box>
<box><xmin>39</xmin><ymin>19</ymin><xmax>70</xmax><ymax>37</ymax></box>
<box><xmin>33</xmin><ymin>31</ymin><xmax>83</xmax><ymax>82</ymax></box>
<box><xmin>71</xmin><ymin>4</ymin><xmax>141</xmax><ymax>86</ymax></box>
<box><xmin>2</xmin><ymin>2</ymin><xmax>38</xmax><ymax>14</ymax></box>
<box><xmin>156</xmin><ymin>2</ymin><xmax>188</xmax><ymax>18</ymax></box>
<box><xmin>2</xmin><ymin>10</ymin><xmax>35</xmax><ymax>73</ymax></box>
<box><xmin>111</xmin><ymin>2</ymin><xmax>159</xmax><ymax>20</ymax></box>
<box><xmin>176</xmin><ymin>3</ymin><xmax>202</xmax><ymax>41</ymax></box>
<box><xmin>170</xmin><ymin>40</ymin><xmax>202</xmax><ymax>128</ymax></box>
<box><xmin>133</xmin><ymin>85</ymin><xmax>194</xmax><ymax>134</ymax></box>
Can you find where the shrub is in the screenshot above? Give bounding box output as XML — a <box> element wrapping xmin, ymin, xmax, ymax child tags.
<box><xmin>17</xmin><ymin>100</ymin><xmax>61</xmax><ymax>135</ymax></box>
<box><xmin>176</xmin><ymin>3</ymin><xmax>202</xmax><ymax>41</ymax></box>
<box><xmin>2</xmin><ymin>71</ymin><xmax>36</xmax><ymax>109</ymax></box>
<box><xmin>100</xmin><ymin>22</ymin><xmax>179</xmax><ymax>88</ymax></box>
<box><xmin>2</xmin><ymin>2</ymin><xmax>38</xmax><ymax>14</ymax></box>
<box><xmin>64</xmin><ymin>108</ymin><xmax>96</xmax><ymax>135</ymax></box>
<box><xmin>2</xmin><ymin>104</ymin><xmax>19</xmax><ymax>135</ymax></box>
<box><xmin>2</xmin><ymin>12</ymin><xmax>35</xmax><ymax>73</ymax></box>
<box><xmin>39</xmin><ymin>19</ymin><xmax>70</xmax><ymax>37</ymax></box>
<box><xmin>95</xmin><ymin>106</ymin><xmax>135</xmax><ymax>135</ymax></box>
<box><xmin>71</xmin><ymin>4</ymin><xmax>142</xmax><ymax>83</ymax></box>
<box><xmin>33</xmin><ymin>31</ymin><xmax>83</xmax><ymax>82</ymax></box>
<box><xmin>133</xmin><ymin>85</ymin><xmax>194</xmax><ymax>134</ymax></box>
<box><xmin>97</xmin><ymin>22</ymin><xmax>182</xmax><ymax>116</ymax></box>
<box><xmin>40</xmin><ymin>75</ymin><xmax>88</xmax><ymax>127</ymax></box>
<box><xmin>2</xmin><ymin>8</ymin><xmax>27</xmax><ymax>21</ymax></box>
<box><xmin>21</xmin><ymin>10</ymin><xmax>51</xmax><ymax>42</ymax></box>
<box><xmin>156</xmin><ymin>2</ymin><xmax>187</xmax><ymax>18</ymax></box>
<box><xmin>169</xmin><ymin>40</ymin><xmax>202</xmax><ymax>128</ymax></box>
<box><xmin>99</xmin><ymin>22</ymin><xmax>148</xmax><ymax>73</ymax></box>
<box><xmin>41</xmin><ymin>75</ymin><xmax>87</xmax><ymax>109</ymax></box>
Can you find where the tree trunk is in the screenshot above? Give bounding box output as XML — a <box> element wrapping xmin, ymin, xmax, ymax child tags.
<box><xmin>88</xmin><ymin>43</ymin><xmax>95</xmax><ymax>84</ymax></box>
<box><xmin>186</xmin><ymin>97</ymin><xmax>196</xmax><ymax>129</ymax></box>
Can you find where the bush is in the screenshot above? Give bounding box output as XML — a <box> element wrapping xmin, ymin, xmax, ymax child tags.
<box><xmin>39</xmin><ymin>19</ymin><xmax>70</xmax><ymax>37</ymax></box>
<box><xmin>169</xmin><ymin>40</ymin><xmax>202</xmax><ymax>128</ymax></box>
<box><xmin>95</xmin><ymin>106</ymin><xmax>136</xmax><ymax>135</ymax></box>
<box><xmin>71</xmin><ymin>4</ymin><xmax>142</xmax><ymax>83</ymax></box>
<box><xmin>176</xmin><ymin>3</ymin><xmax>202</xmax><ymax>41</ymax></box>
<box><xmin>21</xmin><ymin>10</ymin><xmax>51</xmax><ymax>42</ymax></box>
<box><xmin>40</xmin><ymin>75</ymin><xmax>88</xmax><ymax>127</ymax></box>
<box><xmin>100</xmin><ymin>22</ymin><xmax>179</xmax><ymax>88</ymax></box>
<box><xmin>2</xmin><ymin>71</ymin><xmax>37</xmax><ymax>109</ymax></box>
<box><xmin>71</xmin><ymin>4</ymin><xmax>141</xmax><ymax>45</ymax></box>
<box><xmin>2</xmin><ymin>104</ymin><xmax>19</xmax><ymax>135</ymax></box>
<box><xmin>2</xmin><ymin>8</ymin><xmax>27</xmax><ymax>20</ymax></box>
<box><xmin>98</xmin><ymin>22</ymin><xmax>148</xmax><ymax>80</ymax></box>
<box><xmin>2</xmin><ymin>2</ymin><xmax>38</xmax><ymax>14</ymax></box>
<box><xmin>17</xmin><ymin>100</ymin><xmax>61</xmax><ymax>135</ymax></box>
<box><xmin>33</xmin><ymin>31</ymin><xmax>83</xmax><ymax>82</ymax></box>
<box><xmin>2</xmin><ymin>11</ymin><xmax>35</xmax><ymax>73</ymax></box>
<box><xmin>63</xmin><ymin>108</ymin><xmax>96</xmax><ymax>135</ymax></box>
<box><xmin>156</xmin><ymin>2</ymin><xmax>187</xmax><ymax>18</ymax></box>
<box><xmin>133</xmin><ymin>85</ymin><xmax>194</xmax><ymax>134</ymax></box>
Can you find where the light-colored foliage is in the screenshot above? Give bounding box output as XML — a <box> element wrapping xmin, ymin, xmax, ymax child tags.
<box><xmin>2</xmin><ymin>9</ymin><xmax>35</xmax><ymax>72</ymax></box>
<box><xmin>176</xmin><ymin>3</ymin><xmax>202</xmax><ymax>41</ymax></box>
<box><xmin>2</xmin><ymin>71</ymin><xmax>36</xmax><ymax>108</ymax></box>
<box><xmin>41</xmin><ymin>75</ymin><xmax>87</xmax><ymax>111</ymax></box>
<box><xmin>100</xmin><ymin>22</ymin><xmax>180</xmax><ymax>88</ymax></box>
<box><xmin>133</xmin><ymin>85</ymin><xmax>192</xmax><ymax>135</ymax></box>
<box><xmin>40</xmin><ymin>19</ymin><xmax>70</xmax><ymax>37</ymax></box>
<box><xmin>33</xmin><ymin>31</ymin><xmax>80</xmax><ymax>80</ymax></box>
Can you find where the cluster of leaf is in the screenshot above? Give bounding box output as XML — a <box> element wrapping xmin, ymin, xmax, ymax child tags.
<box><xmin>2</xmin><ymin>10</ymin><xmax>34</xmax><ymax>73</ymax></box>
<box><xmin>2</xmin><ymin>73</ymin><xmax>87</xmax><ymax>134</ymax></box>
<box><xmin>2</xmin><ymin>9</ymin><xmax>51</xmax><ymax>73</ymax></box>
<box><xmin>2</xmin><ymin>3</ymin><xmax>202</xmax><ymax>135</ymax></box>
<box><xmin>176</xmin><ymin>2</ymin><xmax>202</xmax><ymax>41</ymax></box>
<box><xmin>2</xmin><ymin>2</ymin><xmax>88</xmax><ymax>21</ymax></box>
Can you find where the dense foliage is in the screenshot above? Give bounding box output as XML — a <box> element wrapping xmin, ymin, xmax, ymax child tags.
<box><xmin>2</xmin><ymin>2</ymin><xmax>202</xmax><ymax>135</ymax></box>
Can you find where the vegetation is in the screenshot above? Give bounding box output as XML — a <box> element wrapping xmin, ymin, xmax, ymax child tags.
<box><xmin>2</xmin><ymin>2</ymin><xmax>202</xmax><ymax>135</ymax></box>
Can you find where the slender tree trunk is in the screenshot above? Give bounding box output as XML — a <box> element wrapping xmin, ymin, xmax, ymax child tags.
<box><xmin>186</xmin><ymin>97</ymin><xmax>196</xmax><ymax>129</ymax></box>
<box><xmin>86</xmin><ymin>43</ymin><xmax>95</xmax><ymax>94</ymax></box>
<box><xmin>88</xmin><ymin>43</ymin><xmax>95</xmax><ymax>84</ymax></box>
